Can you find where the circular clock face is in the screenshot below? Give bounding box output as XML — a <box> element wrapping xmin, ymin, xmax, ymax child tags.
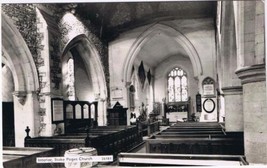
<box><xmin>203</xmin><ymin>98</ymin><xmax>215</xmax><ymax>113</ymax></box>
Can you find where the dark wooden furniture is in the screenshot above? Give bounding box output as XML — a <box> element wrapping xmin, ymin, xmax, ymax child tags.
<box><xmin>25</xmin><ymin>126</ymin><xmax>143</xmax><ymax>157</ymax></box>
<box><xmin>147</xmin><ymin>121</ymin><xmax>160</xmax><ymax>136</ymax></box>
<box><xmin>118</xmin><ymin>153</ymin><xmax>248</xmax><ymax>166</ymax></box>
<box><xmin>146</xmin><ymin>137</ymin><xmax>244</xmax><ymax>155</ymax></box>
<box><xmin>63</xmin><ymin>100</ymin><xmax>98</xmax><ymax>133</ymax></box>
<box><xmin>3</xmin><ymin>147</ymin><xmax>55</xmax><ymax>168</ymax></box>
<box><xmin>145</xmin><ymin>122</ymin><xmax>244</xmax><ymax>155</ymax></box>
<box><xmin>107</xmin><ymin>102</ymin><xmax>127</xmax><ymax>126</ymax></box>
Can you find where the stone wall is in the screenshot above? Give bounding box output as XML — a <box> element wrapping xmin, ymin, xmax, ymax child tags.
<box><xmin>2</xmin><ymin>4</ymin><xmax>43</xmax><ymax>73</ymax></box>
<box><xmin>57</xmin><ymin>11</ymin><xmax>109</xmax><ymax>99</ymax></box>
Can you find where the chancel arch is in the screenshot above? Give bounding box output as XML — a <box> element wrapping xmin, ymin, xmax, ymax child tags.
<box><xmin>62</xmin><ymin>34</ymin><xmax>108</xmax><ymax>125</ymax></box>
<box><xmin>123</xmin><ymin>23</ymin><xmax>203</xmax><ymax>85</ymax></box>
<box><xmin>122</xmin><ymin>24</ymin><xmax>202</xmax><ymax>117</ymax></box>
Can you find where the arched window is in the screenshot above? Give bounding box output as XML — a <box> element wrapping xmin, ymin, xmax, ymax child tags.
<box><xmin>168</xmin><ymin>67</ymin><xmax>188</xmax><ymax>102</ymax></box>
<box><xmin>67</xmin><ymin>57</ymin><xmax>75</xmax><ymax>100</ymax></box>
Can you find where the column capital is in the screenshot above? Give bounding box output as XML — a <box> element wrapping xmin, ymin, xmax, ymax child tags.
<box><xmin>13</xmin><ymin>91</ymin><xmax>27</xmax><ymax>105</ymax></box>
<box><xmin>235</xmin><ymin>64</ymin><xmax>265</xmax><ymax>84</ymax></box>
<box><xmin>221</xmin><ymin>86</ymin><xmax>243</xmax><ymax>95</ymax></box>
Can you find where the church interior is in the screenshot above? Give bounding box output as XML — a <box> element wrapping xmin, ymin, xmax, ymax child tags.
<box><xmin>1</xmin><ymin>1</ymin><xmax>267</xmax><ymax>167</ymax></box>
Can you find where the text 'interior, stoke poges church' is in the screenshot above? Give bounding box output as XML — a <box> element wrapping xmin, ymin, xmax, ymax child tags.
<box><xmin>1</xmin><ymin>1</ymin><xmax>266</xmax><ymax>167</ymax></box>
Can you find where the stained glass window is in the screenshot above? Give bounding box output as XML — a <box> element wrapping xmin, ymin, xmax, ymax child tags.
<box><xmin>168</xmin><ymin>67</ymin><xmax>188</xmax><ymax>102</ymax></box>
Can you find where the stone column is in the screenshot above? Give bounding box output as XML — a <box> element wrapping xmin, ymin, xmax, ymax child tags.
<box><xmin>236</xmin><ymin>64</ymin><xmax>267</xmax><ymax>164</ymax></box>
<box><xmin>221</xmin><ymin>86</ymin><xmax>243</xmax><ymax>132</ymax></box>
<box><xmin>13</xmin><ymin>91</ymin><xmax>40</xmax><ymax>147</ymax></box>
<box><xmin>220</xmin><ymin>1</ymin><xmax>243</xmax><ymax>131</ymax></box>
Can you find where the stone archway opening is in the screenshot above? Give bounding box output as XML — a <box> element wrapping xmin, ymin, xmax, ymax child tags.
<box><xmin>62</xmin><ymin>35</ymin><xmax>108</xmax><ymax>125</ymax></box>
<box><xmin>2</xmin><ymin>13</ymin><xmax>40</xmax><ymax>147</ymax></box>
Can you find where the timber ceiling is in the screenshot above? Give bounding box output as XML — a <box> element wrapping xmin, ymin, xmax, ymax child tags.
<box><xmin>53</xmin><ymin>1</ymin><xmax>216</xmax><ymax>40</ymax></box>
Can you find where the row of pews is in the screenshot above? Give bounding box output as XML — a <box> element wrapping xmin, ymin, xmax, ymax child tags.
<box><xmin>146</xmin><ymin>122</ymin><xmax>244</xmax><ymax>155</ymax></box>
<box><xmin>117</xmin><ymin>122</ymin><xmax>248</xmax><ymax>166</ymax></box>
<box><xmin>25</xmin><ymin>125</ymin><xmax>143</xmax><ymax>157</ymax></box>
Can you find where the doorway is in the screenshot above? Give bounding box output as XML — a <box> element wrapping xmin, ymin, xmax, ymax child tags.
<box><xmin>2</xmin><ymin>102</ymin><xmax>15</xmax><ymax>146</ymax></box>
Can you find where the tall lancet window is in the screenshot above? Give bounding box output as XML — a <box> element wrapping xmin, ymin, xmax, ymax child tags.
<box><xmin>168</xmin><ymin>67</ymin><xmax>188</xmax><ymax>102</ymax></box>
<box><xmin>67</xmin><ymin>58</ymin><xmax>75</xmax><ymax>100</ymax></box>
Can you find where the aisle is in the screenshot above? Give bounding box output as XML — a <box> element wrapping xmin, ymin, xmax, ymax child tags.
<box><xmin>133</xmin><ymin>126</ymin><xmax>169</xmax><ymax>153</ymax></box>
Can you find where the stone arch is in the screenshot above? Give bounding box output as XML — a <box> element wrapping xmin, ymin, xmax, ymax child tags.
<box><xmin>123</xmin><ymin>23</ymin><xmax>203</xmax><ymax>84</ymax></box>
<box><xmin>2</xmin><ymin>12</ymin><xmax>40</xmax><ymax>147</ymax></box>
<box><xmin>62</xmin><ymin>34</ymin><xmax>107</xmax><ymax>125</ymax></box>
<box><xmin>2</xmin><ymin>12</ymin><xmax>39</xmax><ymax>92</ymax></box>
<box><xmin>62</xmin><ymin>34</ymin><xmax>107</xmax><ymax>100</ymax></box>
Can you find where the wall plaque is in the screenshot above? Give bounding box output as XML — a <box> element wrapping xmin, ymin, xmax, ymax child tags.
<box><xmin>203</xmin><ymin>84</ymin><xmax>214</xmax><ymax>95</ymax></box>
<box><xmin>203</xmin><ymin>98</ymin><xmax>215</xmax><ymax>113</ymax></box>
<box><xmin>51</xmin><ymin>98</ymin><xmax>64</xmax><ymax>123</ymax></box>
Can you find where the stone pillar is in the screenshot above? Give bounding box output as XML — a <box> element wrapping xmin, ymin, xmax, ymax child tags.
<box><xmin>221</xmin><ymin>86</ymin><xmax>243</xmax><ymax>132</ymax></box>
<box><xmin>13</xmin><ymin>91</ymin><xmax>40</xmax><ymax>147</ymax></box>
<box><xmin>236</xmin><ymin>64</ymin><xmax>267</xmax><ymax>164</ymax></box>
<box><xmin>97</xmin><ymin>98</ymin><xmax>107</xmax><ymax>126</ymax></box>
<box><xmin>220</xmin><ymin>1</ymin><xmax>243</xmax><ymax>131</ymax></box>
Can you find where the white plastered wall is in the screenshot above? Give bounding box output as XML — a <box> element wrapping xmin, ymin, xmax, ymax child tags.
<box><xmin>109</xmin><ymin>18</ymin><xmax>216</xmax><ymax>122</ymax></box>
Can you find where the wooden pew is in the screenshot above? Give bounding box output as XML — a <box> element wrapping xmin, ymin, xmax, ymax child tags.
<box><xmin>137</xmin><ymin>121</ymin><xmax>160</xmax><ymax>136</ymax></box>
<box><xmin>167</xmin><ymin>127</ymin><xmax>222</xmax><ymax>131</ymax></box>
<box><xmin>147</xmin><ymin>121</ymin><xmax>160</xmax><ymax>136</ymax></box>
<box><xmin>118</xmin><ymin>153</ymin><xmax>248</xmax><ymax>166</ymax></box>
<box><xmin>159</xmin><ymin>131</ymin><xmax>224</xmax><ymax>135</ymax></box>
<box><xmin>25</xmin><ymin>125</ymin><xmax>143</xmax><ymax>157</ymax></box>
<box><xmin>145</xmin><ymin>122</ymin><xmax>244</xmax><ymax>155</ymax></box>
<box><xmin>3</xmin><ymin>147</ymin><xmax>55</xmax><ymax>168</ymax></box>
<box><xmin>154</xmin><ymin>132</ymin><xmax>243</xmax><ymax>139</ymax></box>
<box><xmin>172</xmin><ymin>122</ymin><xmax>221</xmax><ymax>126</ymax></box>
<box><xmin>146</xmin><ymin>137</ymin><xmax>244</xmax><ymax>155</ymax></box>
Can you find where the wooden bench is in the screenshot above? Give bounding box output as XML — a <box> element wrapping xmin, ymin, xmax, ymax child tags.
<box><xmin>159</xmin><ymin>131</ymin><xmax>224</xmax><ymax>135</ymax></box>
<box><xmin>118</xmin><ymin>153</ymin><xmax>248</xmax><ymax>166</ymax></box>
<box><xmin>147</xmin><ymin>121</ymin><xmax>160</xmax><ymax>136</ymax></box>
<box><xmin>146</xmin><ymin>137</ymin><xmax>244</xmax><ymax>155</ymax></box>
<box><xmin>154</xmin><ymin>132</ymin><xmax>243</xmax><ymax>139</ymax></box>
<box><xmin>3</xmin><ymin>147</ymin><xmax>55</xmax><ymax>168</ymax></box>
<box><xmin>25</xmin><ymin>125</ymin><xmax>143</xmax><ymax>157</ymax></box>
<box><xmin>137</xmin><ymin>121</ymin><xmax>160</xmax><ymax>136</ymax></box>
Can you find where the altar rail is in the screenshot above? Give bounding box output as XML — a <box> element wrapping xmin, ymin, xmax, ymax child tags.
<box><xmin>25</xmin><ymin>126</ymin><xmax>142</xmax><ymax>157</ymax></box>
<box><xmin>118</xmin><ymin>153</ymin><xmax>248</xmax><ymax>166</ymax></box>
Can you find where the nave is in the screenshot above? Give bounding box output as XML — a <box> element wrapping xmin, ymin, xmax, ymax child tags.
<box><xmin>2</xmin><ymin>1</ymin><xmax>267</xmax><ymax>167</ymax></box>
<box><xmin>3</xmin><ymin>121</ymin><xmax>247</xmax><ymax>167</ymax></box>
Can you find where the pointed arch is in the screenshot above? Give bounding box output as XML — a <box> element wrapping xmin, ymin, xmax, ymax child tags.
<box><xmin>2</xmin><ymin>12</ymin><xmax>39</xmax><ymax>92</ymax></box>
<box><xmin>62</xmin><ymin>34</ymin><xmax>107</xmax><ymax>100</ymax></box>
<box><xmin>123</xmin><ymin>23</ymin><xmax>203</xmax><ymax>84</ymax></box>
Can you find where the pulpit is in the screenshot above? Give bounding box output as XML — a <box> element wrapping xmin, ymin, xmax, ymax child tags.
<box><xmin>107</xmin><ymin>102</ymin><xmax>127</xmax><ymax>126</ymax></box>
